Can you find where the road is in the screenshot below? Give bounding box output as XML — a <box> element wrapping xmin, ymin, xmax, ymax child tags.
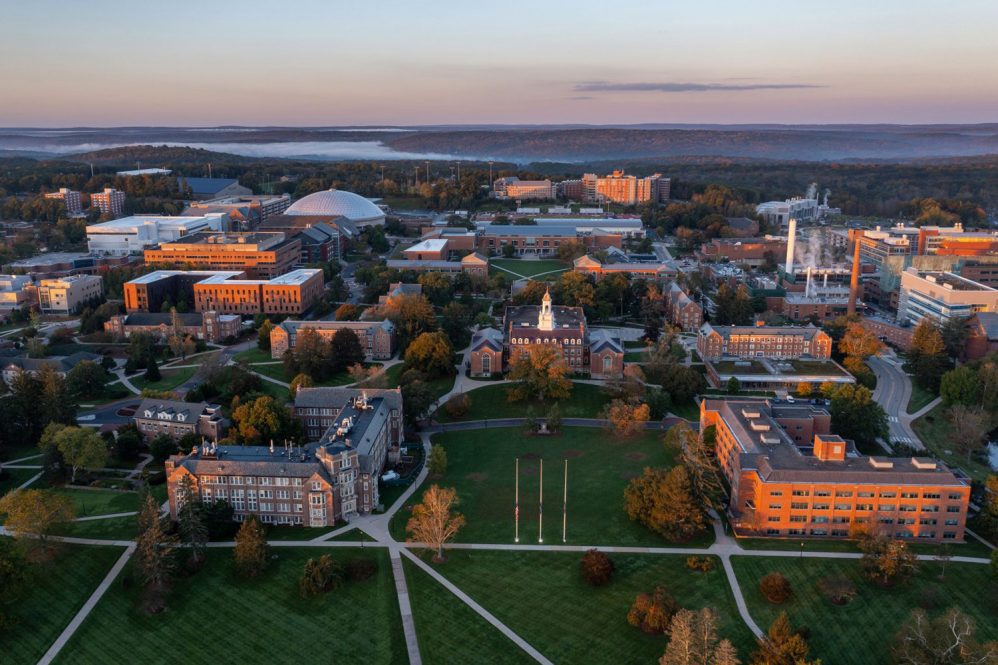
<box><xmin>868</xmin><ymin>352</ymin><xmax>925</xmax><ymax>451</ymax></box>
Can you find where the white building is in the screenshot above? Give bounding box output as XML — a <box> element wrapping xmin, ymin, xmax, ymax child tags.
<box><xmin>0</xmin><ymin>275</ymin><xmax>34</xmax><ymax>309</ymax></box>
<box><xmin>492</xmin><ymin>177</ymin><xmax>556</xmax><ymax>200</ymax></box>
<box><xmin>757</xmin><ymin>197</ymin><xmax>820</xmax><ymax>228</ymax></box>
<box><xmin>37</xmin><ymin>274</ymin><xmax>104</xmax><ymax>313</ymax></box>
<box><xmin>897</xmin><ymin>269</ymin><xmax>998</xmax><ymax>326</ymax></box>
<box><xmin>86</xmin><ymin>213</ymin><xmax>227</xmax><ymax>255</ymax></box>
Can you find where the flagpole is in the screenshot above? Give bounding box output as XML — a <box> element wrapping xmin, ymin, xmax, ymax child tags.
<box><xmin>538</xmin><ymin>459</ymin><xmax>544</xmax><ymax>544</ymax></box>
<box><xmin>562</xmin><ymin>458</ymin><xmax>568</xmax><ymax>543</ymax></box>
<box><xmin>514</xmin><ymin>458</ymin><xmax>519</xmax><ymax>543</ymax></box>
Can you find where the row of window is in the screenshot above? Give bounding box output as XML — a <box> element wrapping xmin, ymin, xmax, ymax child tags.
<box><xmin>774</xmin><ymin>489</ymin><xmax>960</xmax><ymax>500</ymax></box>
<box><xmin>199</xmin><ymin>475</ymin><xmax>302</xmax><ymax>487</ymax></box>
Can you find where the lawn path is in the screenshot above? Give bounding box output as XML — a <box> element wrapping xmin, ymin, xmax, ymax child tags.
<box><xmin>36</xmin><ymin>544</ymin><xmax>135</xmax><ymax>665</ymax></box>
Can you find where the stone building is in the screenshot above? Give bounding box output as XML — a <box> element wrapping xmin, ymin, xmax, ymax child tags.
<box><xmin>133</xmin><ymin>398</ymin><xmax>229</xmax><ymax>442</ymax></box>
<box><xmin>270</xmin><ymin>319</ymin><xmax>397</xmax><ymax>360</ymax></box>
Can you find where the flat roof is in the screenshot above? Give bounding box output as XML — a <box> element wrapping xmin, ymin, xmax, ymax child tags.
<box><xmin>87</xmin><ymin>214</ymin><xmax>219</xmax><ymax>230</ymax></box>
<box><xmin>129</xmin><ymin>270</ymin><xmax>242</xmax><ymax>285</ymax></box>
<box><xmin>405</xmin><ymin>239</ymin><xmax>448</xmax><ymax>252</ymax></box>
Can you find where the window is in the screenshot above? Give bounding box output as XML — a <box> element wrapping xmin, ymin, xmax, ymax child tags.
<box><xmin>858</xmin><ymin>491</ymin><xmax>874</xmax><ymax>498</ymax></box>
<box><xmin>948</xmin><ymin>493</ymin><xmax>962</xmax><ymax>500</ymax></box>
<box><xmin>834</xmin><ymin>504</ymin><xmax>852</xmax><ymax>511</ymax></box>
<box><xmin>791</xmin><ymin>490</ymin><xmax>810</xmax><ymax>497</ymax></box>
<box><xmin>878</xmin><ymin>504</ymin><xmax>896</xmax><ymax>512</ymax></box>
<box><xmin>944</xmin><ymin>519</ymin><xmax>959</xmax><ymax>526</ymax></box>
<box><xmin>312</xmin><ymin>481</ymin><xmax>322</xmax><ymax>491</ymax></box>
<box><xmin>879</xmin><ymin>491</ymin><xmax>896</xmax><ymax>498</ymax></box>
<box><xmin>790</xmin><ymin>503</ymin><xmax>809</xmax><ymax>510</ymax></box>
<box><xmin>768</xmin><ymin>504</ymin><xmax>783</xmax><ymax>510</ymax></box>
<box><xmin>899</xmin><ymin>505</ymin><xmax>917</xmax><ymax>512</ymax></box>
<box><xmin>900</xmin><ymin>492</ymin><xmax>918</xmax><ymax>499</ymax></box>
<box><xmin>947</xmin><ymin>506</ymin><xmax>961</xmax><ymax>513</ymax></box>
<box><xmin>789</xmin><ymin>516</ymin><xmax>807</xmax><ymax>523</ymax></box>
<box><xmin>767</xmin><ymin>516</ymin><xmax>781</xmax><ymax>522</ymax></box>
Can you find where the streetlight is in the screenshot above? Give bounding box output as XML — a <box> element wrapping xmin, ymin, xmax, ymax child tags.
<box><xmin>799</xmin><ymin>541</ymin><xmax>804</xmax><ymax>558</ymax></box>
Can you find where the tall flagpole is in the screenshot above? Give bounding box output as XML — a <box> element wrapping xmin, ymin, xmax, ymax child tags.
<box><xmin>514</xmin><ymin>458</ymin><xmax>519</xmax><ymax>543</ymax></box>
<box><xmin>538</xmin><ymin>459</ymin><xmax>544</xmax><ymax>543</ymax></box>
<box><xmin>562</xmin><ymin>458</ymin><xmax>568</xmax><ymax>543</ymax></box>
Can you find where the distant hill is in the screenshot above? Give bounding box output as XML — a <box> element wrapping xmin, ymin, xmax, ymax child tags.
<box><xmin>67</xmin><ymin>145</ymin><xmax>261</xmax><ymax>166</ymax></box>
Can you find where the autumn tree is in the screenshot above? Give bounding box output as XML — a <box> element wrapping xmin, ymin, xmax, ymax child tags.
<box><xmin>65</xmin><ymin>360</ymin><xmax>109</xmax><ymax>399</ymax></box>
<box><xmin>909</xmin><ymin>319</ymin><xmax>950</xmax><ymax>392</ymax></box>
<box><xmin>0</xmin><ymin>489</ymin><xmax>75</xmax><ymax>550</ymax></box>
<box><xmin>624</xmin><ymin>466</ymin><xmax>708</xmax><ymax>541</ymax></box>
<box><xmin>49</xmin><ymin>427</ymin><xmax>107</xmax><ymax>483</ymax></box>
<box><xmin>257</xmin><ymin>318</ymin><xmax>274</xmax><ymax>351</ymax></box>
<box><xmin>231</xmin><ymin>396</ymin><xmax>297</xmax><ymax>445</ymax></box>
<box><xmin>299</xmin><ymin>554</ymin><xmax>343</xmax><ymax>597</ymax></box>
<box><xmin>289</xmin><ymin>372</ymin><xmax>314</xmax><ymax>398</ymax></box>
<box><xmin>507</xmin><ymin>344</ymin><xmax>572</xmax><ymax>402</ymax></box>
<box><xmin>383</xmin><ymin>293</ymin><xmax>437</xmax><ymax>351</ymax></box>
<box><xmin>427</xmin><ymin>444</ymin><xmax>448</xmax><ymax>477</ymax></box>
<box><xmin>893</xmin><ymin>607</ymin><xmax>998</xmax><ymax>665</ymax></box>
<box><xmin>579</xmin><ymin>548</ymin><xmax>615</xmax><ymax>586</ymax></box>
<box><xmin>750</xmin><ymin>612</ymin><xmax>817</xmax><ymax>665</ymax></box>
<box><xmin>404</xmin><ymin>331</ymin><xmax>455</xmax><ymax>379</ymax></box>
<box><xmin>601</xmin><ymin>399</ymin><xmax>651</xmax><ymax>438</ymax></box>
<box><xmin>627</xmin><ymin>585</ymin><xmax>680</xmax><ymax>634</ymax></box>
<box><xmin>668</xmin><ymin>423</ymin><xmax>726</xmax><ymax>513</ymax></box>
<box><xmin>234</xmin><ymin>515</ymin><xmax>269</xmax><ymax>578</ymax></box>
<box><xmin>838</xmin><ymin>321</ymin><xmax>883</xmax><ymax>359</ymax></box>
<box><xmin>818</xmin><ymin>575</ymin><xmax>857</xmax><ymax>605</ymax></box>
<box><xmin>334</xmin><ymin>303</ymin><xmax>360</xmax><ymax>321</ymax></box>
<box><xmin>759</xmin><ymin>573</ymin><xmax>792</xmax><ymax>604</ymax></box>
<box><xmin>858</xmin><ymin>533</ymin><xmax>918</xmax><ymax>586</ymax></box>
<box><xmin>829</xmin><ymin>384</ymin><xmax>888</xmax><ymax>452</ymax></box>
<box><xmin>405</xmin><ymin>485</ymin><xmax>465</xmax><ymax>562</ymax></box>
<box><xmin>555</xmin><ymin>271</ymin><xmax>596</xmax><ymax>309</ymax></box>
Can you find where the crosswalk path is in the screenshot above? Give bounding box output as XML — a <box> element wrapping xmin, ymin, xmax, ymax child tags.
<box><xmin>891</xmin><ymin>436</ymin><xmax>914</xmax><ymax>445</ymax></box>
<box><xmin>888</xmin><ymin>416</ymin><xmax>899</xmax><ymax>422</ymax></box>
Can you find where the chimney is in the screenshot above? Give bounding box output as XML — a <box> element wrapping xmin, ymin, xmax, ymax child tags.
<box><xmin>848</xmin><ymin>232</ymin><xmax>863</xmax><ymax>316</ymax></box>
<box><xmin>785</xmin><ymin>218</ymin><xmax>797</xmax><ymax>275</ymax></box>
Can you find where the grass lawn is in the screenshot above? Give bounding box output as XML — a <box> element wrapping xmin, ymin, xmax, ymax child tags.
<box><xmin>57</xmin><ymin>547</ymin><xmax>407</xmax><ymax>665</ymax></box>
<box><xmin>77</xmin><ymin>383</ymin><xmax>132</xmax><ymax>407</ymax></box>
<box><xmin>489</xmin><ymin>258</ymin><xmax>569</xmax><ymax>279</ymax></box>
<box><xmin>0</xmin><ymin>467</ymin><xmax>40</xmax><ymax>494</ymax></box>
<box><xmin>47</xmin><ymin>487</ymin><xmax>141</xmax><ymax>517</ymax></box>
<box><xmin>906</xmin><ymin>382</ymin><xmax>937</xmax><ymax>414</ymax></box>
<box><xmin>130</xmin><ymin>366</ymin><xmax>197</xmax><ymax>393</ymax></box>
<box><xmin>912</xmin><ymin>405</ymin><xmax>993</xmax><ymax>482</ymax></box>
<box><xmin>734</xmin><ymin>535</ymin><xmax>994</xmax><ymax>559</ymax></box>
<box><xmin>731</xmin><ymin>556</ymin><xmax>998</xmax><ymax>665</ymax></box>
<box><xmin>233</xmin><ymin>347</ymin><xmax>274</xmax><ymax>364</ymax></box>
<box><xmin>431</xmin><ymin>551</ymin><xmax>754</xmax><ymax>664</ymax></box>
<box><xmin>402</xmin><ymin>558</ymin><xmax>535</xmax><ymax>665</ymax></box>
<box><xmin>788</xmin><ymin>359</ymin><xmax>850</xmax><ymax>376</ymax></box>
<box><xmin>0</xmin><ymin>541</ymin><xmax>125</xmax><ymax>665</ymax></box>
<box><xmin>435</xmin><ymin>381</ymin><xmax>611</xmax><ymax>422</ymax></box>
<box><xmin>249</xmin><ymin>361</ymin><xmax>379</xmax><ymax>387</ymax></box>
<box><xmin>51</xmin><ymin>515</ymin><xmax>139</xmax><ymax>541</ymax></box>
<box><xmin>713</xmin><ymin>360</ymin><xmax>770</xmax><ymax>375</ymax></box>
<box><xmin>391</xmin><ymin>426</ymin><xmax>712</xmax><ymax>547</ymax></box>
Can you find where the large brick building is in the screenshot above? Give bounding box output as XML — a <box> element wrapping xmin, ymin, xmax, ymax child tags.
<box><xmin>469</xmin><ymin>289</ymin><xmax>623</xmax><ymax>379</ymax></box>
<box><xmin>164</xmin><ymin>389</ymin><xmax>401</xmax><ymax>526</ymax></box>
<box><xmin>665</xmin><ymin>282</ymin><xmax>704</xmax><ymax>332</ymax></box>
<box><xmin>270</xmin><ymin>319</ymin><xmax>397</xmax><ymax>360</ymax></box>
<box><xmin>105</xmin><ymin>310</ymin><xmax>242</xmax><ymax>343</ymax></box>
<box><xmin>144</xmin><ymin>231</ymin><xmax>301</xmax><ymax>279</ymax></box>
<box><xmin>124</xmin><ymin>269</ymin><xmax>324</xmax><ymax>317</ymax></box>
<box><xmin>697</xmin><ymin>323</ymin><xmax>832</xmax><ymax>362</ymax></box>
<box><xmin>133</xmin><ymin>398</ymin><xmax>229</xmax><ymax>442</ymax></box>
<box><xmin>701</xmin><ymin>398</ymin><xmax>971</xmax><ymax>542</ymax></box>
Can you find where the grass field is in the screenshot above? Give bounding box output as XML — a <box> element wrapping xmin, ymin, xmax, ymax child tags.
<box><xmin>906</xmin><ymin>382</ymin><xmax>937</xmax><ymax>414</ymax></box>
<box><xmin>232</xmin><ymin>347</ymin><xmax>274</xmax><ymax>364</ymax></box>
<box><xmin>912</xmin><ymin>405</ymin><xmax>993</xmax><ymax>482</ymax></box>
<box><xmin>731</xmin><ymin>556</ymin><xmax>998</xmax><ymax>665</ymax></box>
<box><xmin>432</xmin><ymin>551</ymin><xmax>754</xmax><ymax>664</ymax></box>
<box><xmin>402</xmin><ymin>558</ymin><xmax>535</xmax><ymax>665</ymax></box>
<box><xmin>1</xmin><ymin>542</ymin><xmax>125</xmax><ymax>665</ymax></box>
<box><xmin>57</xmin><ymin>547</ymin><xmax>407</xmax><ymax>665</ymax></box>
<box><xmin>51</xmin><ymin>515</ymin><xmax>138</xmax><ymax>541</ymax></box>
<box><xmin>390</xmin><ymin>426</ymin><xmax>711</xmax><ymax>548</ymax></box>
<box><xmin>435</xmin><ymin>381</ymin><xmax>611</xmax><ymax>422</ymax></box>
<box><xmin>489</xmin><ymin>258</ymin><xmax>569</xmax><ymax>279</ymax></box>
<box><xmin>129</xmin><ymin>366</ymin><xmax>198</xmax><ymax>393</ymax></box>
<box><xmin>734</xmin><ymin>535</ymin><xmax>994</xmax><ymax>558</ymax></box>
<box><xmin>249</xmin><ymin>361</ymin><xmax>381</xmax><ymax>388</ymax></box>
<box><xmin>0</xmin><ymin>467</ymin><xmax>40</xmax><ymax>494</ymax></box>
<box><xmin>47</xmin><ymin>487</ymin><xmax>141</xmax><ymax>517</ymax></box>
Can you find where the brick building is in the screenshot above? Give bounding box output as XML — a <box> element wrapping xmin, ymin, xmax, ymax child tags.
<box><xmin>144</xmin><ymin>231</ymin><xmax>301</xmax><ymax>279</ymax></box>
<box><xmin>133</xmin><ymin>398</ymin><xmax>228</xmax><ymax>442</ymax></box>
<box><xmin>90</xmin><ymin>188</ymin><xmax>125</xmax><ymax>218</ymax></box>
<box><xmin>36</xmin><ymin>274</ymin><xmax>103</xmax><ymax>313</ymax></box>
<box><xmin>572</xmin><ymin>255</ymin><xmax>675</xmax><ymax>281</ymax></box>
<box><xmin>124</xmin><ymin>269</ymin><xmax>324</xmax><ymax>317</ymax></box>
<box><xmin>697</xmin><ymin>237</ymin><xmax>787</xmax><ymax>267</ymax></box>
<box><xmin>697</xmin><ymin>323</ymin><xmax>832</xmax><ymax>361</ymax></box>
<box><xmin>164</xmin><ymin>390</ymin><xmax>401</xmax><ymax>526</ymax></box>
<box><xmin>105</xmin><ymin>310</ymin><xmax>242</xmax><ymax>343</ymax></box>
<box><xmin>44</xmin><ymin>188</ymin><xmax>83</xmax><ymax>215</ymax></box>
<box><xmin>270</xmin><ymin>320</ymin><xmax>397</xmax><ymax>360</ymax></box>
<box><xmin>469</xmin><ymin>289</ymin><xmax>623</xmax><ymax>378</ymax></box>
<box><xmin>665</xmin><ymin>282</ymin><xmax>704</xmax><ymax>332</ymax></box>
<box><xmin>701</xmin><ymin>398</ymin><xmax>971</xmax><ymax>542</ymax></box>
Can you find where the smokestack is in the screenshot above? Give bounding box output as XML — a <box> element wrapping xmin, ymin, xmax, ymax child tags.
<box><xmin>785</xmin><ymin>218</ymin><xmax>797</xmax><ymax>275</ymax></box>
<box><xmin>806</xmin><ymin>266</ymin><xmax>814</xmax><ymax>298</ymax></box>
<box><xmin>848</xmin><ymin>232</ymin><xmax>863</xmax><ymax>316</ymax></box>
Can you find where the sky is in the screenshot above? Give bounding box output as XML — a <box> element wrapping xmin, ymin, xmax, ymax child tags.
<box><xmin>2</xmin><ymin>0</ymin><xmax>997</xmax><ymax>127</ymax></box>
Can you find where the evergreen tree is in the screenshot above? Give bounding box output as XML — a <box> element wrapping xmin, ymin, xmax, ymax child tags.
<box><xmin>234</xmin><ymin>516</ymin><xmax>269</xmax><ymax>578</ymax></box>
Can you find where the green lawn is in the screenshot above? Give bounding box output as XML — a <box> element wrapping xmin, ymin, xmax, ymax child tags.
<box><xmin>731</xmin><ymin>556</ymin><xmax>998</xmax><ymax>665</ymax></box>
<box><xmin>712</xmin><ymin>360</ymin><xmax>770</xmax><ymax>375</ymax></box>
<box><xmin>0</xmin><ymin>467</ymin><xmax>40</xmax><ymax>494</ymax></box>
<box><xmin>912</xmin><ymin>405</ymin><xmax>993</xmax><ymax>482</ymax></box>
<box><xmin>57</xmin><ymin>547</ymin><xmax>407</xmax><ymax>665</ymax></box>
<box><xmin>432</xmin><ymin>551</ymin><xmax>754</xmax><ymax>664</ymax></box>
<box><xmin>788</xmin><ymin>360</ymin><xmax>850</xmax><ymax>376</ymax></box>
<box><xmin>51</xmin><ymin>515</ymin><xmax>139</xmax><ymax>541</ymax></box>
<box><xmin>233</xmin><ymin>347</ymin><xmax>274</xmax><ymax>364</ymax></box>
<box><xmin>0</xmin><ymin>542</ymin><xmax>125</xmax><ymax>665</ymax></box>
<box><xmin>489</xmin><ymin>258</ymin><xmax>569</xmax><ymax>279</ymax></box>
<box><xmin>250</xmin><ymin>361</ymin><xmax>380</xmax><ymax>388</ymax></box>
<box><xmin>391</xmin><ymin>426</ymin><xmax>711</xmax><ymax>547</ymax></box>
<box><xmin>734</xmin><ymin>535</ymin><xmax>993</xmax><ymax>559</ymax></box>
<box><xmin>403</xmin><ymin>558</ymin><xmax>535</xmax><ymax>665</ymax></box>
<box><xmin>47</xmin><ymin>487</ymin><xmax>141</xmax><ymax>517</ymax></box>
<box><xmin>130</xmin><ymin>366</ymin><xmax>198</xmax><ymax>393</ymax></box>
<box><xmin>435</xmin><ymin>381</ymin><xmax>611</xmax><ymax>422</ymax></box>
<box><xmin>906</xmin><ymin>382</ymin><xmax>937</xmax><ymax>414</ymax></box>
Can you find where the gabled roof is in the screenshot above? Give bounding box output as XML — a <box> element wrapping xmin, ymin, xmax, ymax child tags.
<box><xmin>589</xmin><ymin>329</ymin><xmax>623</xmax><ymax>353</ymax></box>
<box><xmin>471</xmin><ymin>327</ymin><xmax>503</xmax><ymax>352</ymax></box>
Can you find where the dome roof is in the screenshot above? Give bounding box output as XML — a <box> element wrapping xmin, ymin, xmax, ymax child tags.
<box><xmin>285</xmin><ymin>189</ymin><xmax>385</xmax><ymax>225</ymax></box>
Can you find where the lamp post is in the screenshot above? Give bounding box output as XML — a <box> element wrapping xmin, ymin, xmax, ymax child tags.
<box><xmin>800</xmin><ymin>541</ymin><xmax>804</xmax><ymax>559</ymax></box>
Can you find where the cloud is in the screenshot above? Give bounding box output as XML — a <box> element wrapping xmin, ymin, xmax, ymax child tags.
<box><xmin>574</xmin><ymin>81</ymin><xmax>823</xmax><ymax>93</ymax></box>
<box><xmin>568</xmin><ymin>96</ymin><xmax>594</xmax><ymax>100</ymax></box>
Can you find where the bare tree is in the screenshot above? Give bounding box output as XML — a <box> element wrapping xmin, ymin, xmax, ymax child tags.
<box><xmin>661</xmin><ymin>607</ymin><xmax>737</xmax><ymax>665</ymax></box>
<box><xmin>948</xmin><ymin>405</ymin><xmax>991</xmax><ymax>462</ymax></box>
<box><xmin>893</xmin><ymin>607</ymin><xmax>998</xmax><ymax>665</ymax></box>
<box><xmin>405</xmin><ymin>485</ymin><xmax>465</xmax><ymax>562</ymax></box>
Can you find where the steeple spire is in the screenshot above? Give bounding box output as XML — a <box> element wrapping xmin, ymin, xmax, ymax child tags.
<box><xmin>538</xmin><ymin>287</ymin><xmax>554</xmax><ymax>331</ymax></box>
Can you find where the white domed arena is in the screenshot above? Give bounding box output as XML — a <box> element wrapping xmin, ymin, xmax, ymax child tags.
<box><xmin>285</xmin><ymin>189</ymin><xmax>386</xmax><ymax>227</ymax></box>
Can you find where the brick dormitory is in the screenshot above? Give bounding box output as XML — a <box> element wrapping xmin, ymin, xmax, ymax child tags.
<box><xmin>700</xmin><ymin>398</ymin><xmax>971</xmax><ymax>543</ymax></box>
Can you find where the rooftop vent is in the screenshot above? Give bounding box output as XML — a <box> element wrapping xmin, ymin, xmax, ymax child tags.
<box><xmin>911</xmin><ymin>458</ymin><xmax>938</xmax><ymax>470</ymax></box>
<box><xmin>869</xmin><ymin>458</ymin><xmax>894</xmax><ymax>469</ymax></box>
<box><xmin>741</xmin><ymin>409</ymin><xmax>761</xmax><ymax>419</ymax></box>
<box><xmin>749</xmin><ymin>421</ymin><xmax>771</xmax><ymax>432</ymax></box>
<box><xmin>760</xmin><ymin>435</ymin><xmax>781</xmax><ymax>445</ymax></box>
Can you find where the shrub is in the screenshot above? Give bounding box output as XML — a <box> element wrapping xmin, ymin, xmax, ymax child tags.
<box><xmin>427</xmin><ymin>445</ymin><xmax>447</xmax><ymax>477</ymax></box>
<box><xmin>444</xmin><ymin>393</ymin><xmax>470</xmax><ymax>419</ymax></box>
<box><xmin>685</xmin><ymin>555</ymin><xmax>714</xmax><ymax>573</ymax></box>
<box><xmin>759</xmin><ymin>572</ymin><xmax>792</xmax><ymax>604</ymax></box>
<box><xmin>818</xmin><ymin>575</ymin><xmax>857</xmax><ymax>605</ymax></box>
<box><xmin>299</xmin><ymin>555</ymin><xmax>343</xmax><ymax>597</ymax></box>
<box><xmin>917</xmin><ymin>587</ymin><xmax>942</xmax><ymax>610</ymax></box>
<box><xmin>579</xmin><ymin>548</ymin><xmax>615</xmax><ymax>587</ymax></box>
<box><xmin>626</xmin><ymin>586</ymin><xmax>680</xmax><ymax>634</ymax></box>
